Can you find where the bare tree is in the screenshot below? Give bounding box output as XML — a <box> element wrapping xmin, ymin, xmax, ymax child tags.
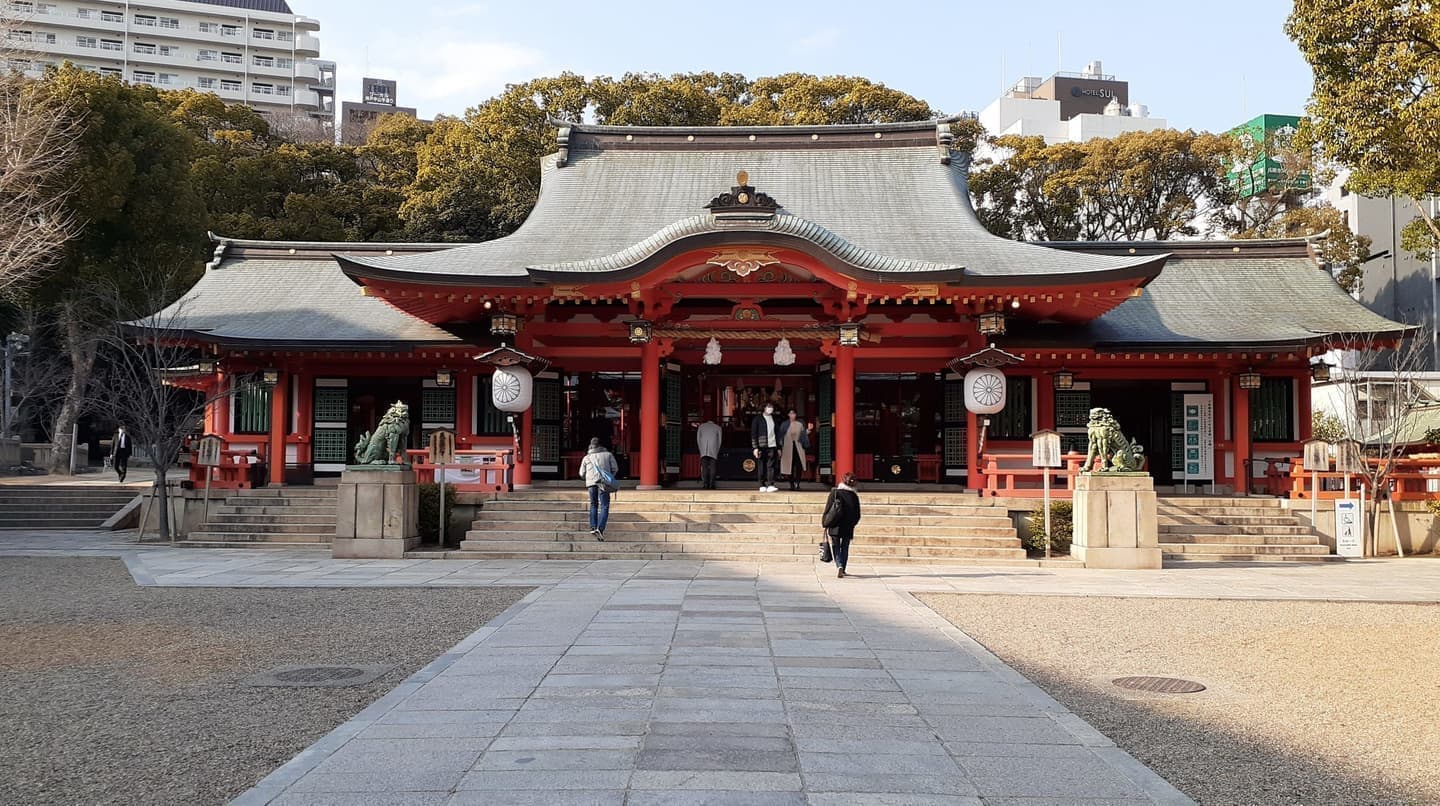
<box><xmin>6</xmin><ymin>307</ymin><xmax>70</xmax><ymax>441</ymax></box>
<box><xmin>88</xmin><ymin>275</ymin><xmax>228</xmax><ymax>541</ymax></box>
<box><xmin>1320</xmin><ymin>327</ymin><xmax>1434</xmax><ymax>554</ymax></box>
<box><xmin>0</xmin><ymin>33</ymin><xmax>80</xmax><ymax>300</ymax></box>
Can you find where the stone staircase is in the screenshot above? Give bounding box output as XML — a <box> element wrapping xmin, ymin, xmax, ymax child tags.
<box><xmin>183</xmin><ymin>487</ymin><xmax>337</xmax><ymax>549</ymax></box>
<box><xmin>1158</xmin><ymin>497</ymin><xmax>1338</xmax><ymax>562</ymax></box>
<box><xmin>451</xmin><ymin>489</ymin><xmax>1028</xmax><ymax>563</ymax></box>
<box><xmin>0</xmin><ymin>485</ymin><xmax>138</xmax><ymax>529</ymax></box>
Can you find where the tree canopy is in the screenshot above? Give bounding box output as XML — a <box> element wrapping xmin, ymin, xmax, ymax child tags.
<box><xmin>1288</xmin><ymin>0</ymin><xmax>1440</xmax><ymax>257</ymax></box>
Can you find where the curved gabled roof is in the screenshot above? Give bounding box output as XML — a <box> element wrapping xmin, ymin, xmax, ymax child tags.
<box><xmin>338</xmin><ymin>120</ymin><xmax>1165</xmax><ymax>286</ymax></box>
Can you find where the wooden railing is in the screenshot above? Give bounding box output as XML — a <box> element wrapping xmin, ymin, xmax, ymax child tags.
<box><xmin>981</xmin><ymin>451</ymin><xmax>1086</xmax><ymax>498</ymax></box>
<box><xmin>184</xmin><ymin>439</ymin><xmax>268</xmax><ymax>490</ymax></box>
<box><xmin>1290</xmin><ymin>455</ymin><xmax>1440</xmax><ymax>501</ymax></box>
<box><xmin>405</xmin><ymin>448</ymin><xmax>514</xmax><ymax>493</ymax></box>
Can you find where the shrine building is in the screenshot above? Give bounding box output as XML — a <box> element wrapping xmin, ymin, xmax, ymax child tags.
<box><xmin>154</xmin><ymin>119</ymin><xmax>1407</xmax><ymax>495</ymax></box>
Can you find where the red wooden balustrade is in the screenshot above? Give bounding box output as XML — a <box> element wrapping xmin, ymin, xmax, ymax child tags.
<box><xmin>407</xmin><ymin>448</ymin><xmax>514</xmax><ymax>493</ymax></box>
<box><xmin>981</xmin><ymin>451</ymin><xmax>1086</xmax><ymax>498</ymax></box>
<box><xmin>1290</xmin><ymin>455</ymin><xmax>1440</xmax><ymax>501</ymax></box>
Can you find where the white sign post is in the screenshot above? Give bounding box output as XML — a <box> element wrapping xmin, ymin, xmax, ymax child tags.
<box><xmin>1302</xmin><ymin>439</ymin><xmax>1330</xmax><ymax>525</ymax></box>
<box><xmin>1334</xmin><ymin>439</ymin><xmax>1365</xmax><ymax>556</ymax></box>
<box><xmin>1031</xmin><ymin>429</ymin><xmax>1063</xmax><ymax>560</ymax></box>
<box><xmin>195</xmin><ymin>435</ymin><xmax>224</xmax><ymax>526</ymax></box>
<box><xmin>1182</xmin><ymin>394</ymin><xmax>1215</xmax><ymax>494</ymax></box>
<box><xmin>1335</xmin><ymin>497</ymin><xmax>1364</xmax><ymax>558</ymax></box>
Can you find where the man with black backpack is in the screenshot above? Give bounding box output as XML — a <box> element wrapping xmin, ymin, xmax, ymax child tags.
<box><xmin>579</xmin><ymin>437</ymin><xmax>619</xmax><ymax>540</ymax></box>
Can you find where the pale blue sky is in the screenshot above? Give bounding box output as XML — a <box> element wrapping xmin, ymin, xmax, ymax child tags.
<box><xmin>299</xmin><ymin>0</ymin><xmax>1311</xmax><ymax>132</ymax></box>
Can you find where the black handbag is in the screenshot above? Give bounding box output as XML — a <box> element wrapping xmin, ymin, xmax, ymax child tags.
<box><xmin>818</xmin><ymin>538</ymin><xmax>833</xmax><ymax>563</ymax></box>
<box><xmin>821</xmin><ymin>493</ymin><xmax>843</xmax><ymax>529</ymax></box>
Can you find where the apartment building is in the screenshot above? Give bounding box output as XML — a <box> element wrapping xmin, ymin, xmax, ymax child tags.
<box><xmin>1</xmin><ymin>0</ymin><xmax>334</xmax><ymax>127</ymax></box>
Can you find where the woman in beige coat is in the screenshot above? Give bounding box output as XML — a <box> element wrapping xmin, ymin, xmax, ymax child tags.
<box><xmin>780</xmin><ymin>408</ymin><xmax>810</xmax><ymax>491</ymax></box>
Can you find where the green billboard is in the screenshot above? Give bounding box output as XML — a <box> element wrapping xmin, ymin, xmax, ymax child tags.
<box><xmin>1226</xmin><ymin>114</ymin><xmax>1310</xmax><ymax>198</ymax></box>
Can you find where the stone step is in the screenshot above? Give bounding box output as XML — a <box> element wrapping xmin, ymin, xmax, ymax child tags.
<box><xmin>455</xmin><ymin>539</ymin><xmax>1027</xmax><ymax>559</ymax></box>
<box><xmin>462</xmin><ymin>530</ymin><xmax>1021</xmax><ymax>548</ymax></box>
<box><xmin>496</xmin><ymin>491</ymin><xmax>981</xmax><ymax>506</ymax></box>
<box><xmin>1161</xmin><ymin>551</ymin><xmax>1341</xmax><ymax>563</ymax></box>
<box><xmin>1160</xmin><ymin>542</ymin><xmax>1331</xmax><ymax>555</ymax></box>
<box><xmin>0</xmin><ymin>497</ymin><xmax>135</xmax><ymax>508</ymax></box>
<box><xmin>207</xmin><ymin>512</ymin><xmax>338</xmax><ymax>524</ymax></box>
<box><xmin>180</xmin><ymin>540</ymin><xmax>332</xmax><ymax>550</ymax></box>
<box><xmin>197</xmin><ymin>522</ymin><xmax>338</xmax><ymax>535</ymax></box>
<box><xmin>186</xmin><ymin>531</ymin><xmax>334</xmax><ymax>544</ymax></box>
<box><xmin>0</xmin><ymin>518</ymin><xmax>114</xmax><ymax>528</ymax></box>
<box><xmin>1159</xmin><ymin>497</ymin><xmax>1287</xmax><ymax>507</ymax></box>
<box><xmin>0</xmin><ymin>505</ymin><xmax>133</xmax><ymax>515</ymax></box>
<box><xmin>213</xmin><ymin>505</ymin><xmax>337</xmax><ymax>516</ymax></box>
<box><xmin>474</xmin><ymin>507</ymin><xmax>1010</xmax><ymax>526</ymax></box>
<box><xmin>1158</xmin><ymin>523</ymin><xmax>1313</xmax><ymax>536</ymax></box>
<box><xmin>1157</xmin><ymin>514</ymin><xmax>1300</xmax><ymax>526</ymax></box>
<box><xmin>468</xmin><ymin>519</ymin><xmax>1017</xmax><ymax>539</ymax></box>
<box><xmin>444</xmin><ymin>548</ymin><xmax>1036</xmax><ymax>564</ymax></box>
<box><xmin>1159</xmin><ymin>533</ymin><xmax>1327</xmax><ymax>546</ymax></box>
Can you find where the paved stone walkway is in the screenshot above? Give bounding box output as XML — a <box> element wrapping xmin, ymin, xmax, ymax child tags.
<box><xmin>7</xmin><ymin>531</ymin><xmax>1439</xmax><ymax>804</ymax></box>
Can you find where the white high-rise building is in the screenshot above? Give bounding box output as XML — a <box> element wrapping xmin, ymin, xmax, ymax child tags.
<box><xmin>1</xmin><ymin>0</ymin><xmax>333</xmax><ymax>127</ymax></box>
<box><xmin>979</xmin><ymin>60</ymin><xmax>1167</xmax><ymax>145</ymax></box>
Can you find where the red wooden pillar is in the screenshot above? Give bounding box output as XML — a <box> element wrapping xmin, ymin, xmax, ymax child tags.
<box><xmin>513</xmin><ymin>406</ymin><xmax>534</xmax><ymax>489</ymax></box>
<box><xmin>1234</xmin><ymin>374</ymin><xmax>1252</xmax><ymax>494</ymax></box>
<box><xmin>1036</xmin><ymin>371</ymin><xmax>1055</xmax><ymax>431</ymax></box>
<box><xmin>1298</xmin><ymin>372</ymin><xmax>1313</xmax><ymax>442</ymax></box>
<box><xmin>268</xmin><ymin>370</ymin><xmax>288</xmax><ymax>485</ymax></box>
<box><xmin>834</xmin><ymin>344</ymin><xmax>855</xmax><ymax>479</ymax></box>
<box><xmin>966</xmin><ymin>409</ymin><xmax>982</xmax><ymax>491</ymax></box>
<box><xmin>293</xmin><ymin>370</ymin><xmax>313</xmax><ymax>466</ymax></box>
<box><xmin>456</xmin><ymin>370</ymin><xmax>475</xmax><ymax>446</ymax></box>
<box><xmin>638</xmin><ymin>339</ymin><xmax>661</xmax><ymax>489</ymax></box>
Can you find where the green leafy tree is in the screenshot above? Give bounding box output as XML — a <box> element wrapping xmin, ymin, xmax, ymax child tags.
<box><xmin>968</xmin><ymin>135</ymin><xmax>1087</xmax><ymax>241</ymax></box>
<box><xmin>1288</xmin><ymin>1</ymin><xmax>1440</xmax><ymax>258</ymax></box>
<box><xmin>721</xmin><ymin>73</ymin><xmax>936</xmax><ymax>125</ymax></box>
<box><xmin>33</xmin><ymin>67</ymin><xmax>208</xmax><ymax>472</ymax></box>
<box><xmin>1313</xmin><ymin>410</ymin><xmax>1348</xmax><ymax>443</ymax></box>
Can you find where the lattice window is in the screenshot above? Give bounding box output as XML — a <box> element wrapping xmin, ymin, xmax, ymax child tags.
<box><xmin>313</xmin><ymin>387</ymin><xmax>346</xmax><ymax>423</ymax></box>
<box><xmin>1170</xmin><ymin>432</ymin><xmax>1185</xmax><ymax>472</ymax></box>
<box><xmin>944</xmin><ymin>426</ymin><xmax>967</xmax><ymax>467</ymax></box>
<box><xmin>1251</xmin><ymin>378</ymin><xmax>1294</xmax><ymax>442</ymax></box>
<box><xmin>944</xmin><ymin>380</ymin><xmax>966</xmax><ymax>422</ymax></box>
<box><xmin>313</xmin><ymin>428</ymin><xmax>348</xmax><ymax>463</ymax></box>
<box><xmin>988</xmin><ymin>377</ymin><xmax>1033</xmax><ymax>440</ymax></box>
<box><xmin>534</xmin><ymin>378</ymin><xmax>562</xmax><ymax>421</ymax></box>
<box><xmin>422</xmin><ymin>388</ymin><xmax>455</xmax><ymax>425</ymax></box>
<box><xmin>532</xmin><ymin>424</ymin><xmax>560</xmax><ymax>464</ymax></box>
<box><xmin>1055</xmin><ymin>391</ymin><xmax>1091</xmax><ymax>429</ymax></box>
<box><xmin>234</xmin><ymin>381</ymin><xmax>270</xmax><ymax>434</ymax></box>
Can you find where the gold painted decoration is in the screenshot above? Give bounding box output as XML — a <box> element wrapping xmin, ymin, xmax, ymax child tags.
<box><xmin>707</xmin><ymin>249</ymin><xmax>781</xmax><ymax>279</ymax></box>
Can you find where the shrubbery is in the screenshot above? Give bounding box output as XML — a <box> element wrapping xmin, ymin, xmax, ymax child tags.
<box><xmin>1024</xmin><ymin>501</ymin><xmax>1073</xmax><ymax>555</ymax></box>
<box><xmin>417</xmin><ymin>483</ymin><xmax>459</xmax><ymax>546</ymax></box>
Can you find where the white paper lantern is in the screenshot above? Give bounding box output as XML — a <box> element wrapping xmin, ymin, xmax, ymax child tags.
<box><xmin>963</xmin><ymin>368</ymin><xmax>1007</xmax><ymax>415</ymax></box>
<box><xmin>491</xmin><ymin>365</ymin><xmax>533</xmax><ymax>412</ymax></box>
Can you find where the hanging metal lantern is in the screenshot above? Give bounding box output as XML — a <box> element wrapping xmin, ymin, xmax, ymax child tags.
<box><xmin>1238</xmin><ymin>369</ymin><xmax>1262</xmax><ymax>390</ymax></box>
<box><xmin>1310</xmin><ymin>361</ymin><xmax>1331</xmax><ymax>382</ymax></box>
<box><xmin>434</xmin><ymin>368</ymin><xmax>454</xmax><ymax>388</ymax></box>
<box><xmin>977</xmin><ymin>311</ymin><xmax>1006</xmax><ymax>336</ymax></box>
<box><xmin>837</xmin><ymin>322</ymin><xmax>861</xmax><ymax>347</ymax></box>
<box><xmin>627</xmin><ymin>320</ymin><xmax>652</xmax><ymax>344</ymax></box>
<box><xmin>963</xmin><ymin>367</ymin><xmax>1007</xmax><ymax>415</ymax></box>
<box><xmin>491</xmin><ymin>365</ymin><xmax>533</xmax><ymax>412</ymax></box>
<box><xmin>1053</xmin><ymin>369</ymin><xmax>1075</xmax><ymax>390</ymax></box>
<box><xmin>490</xmin><ymin>311</ymin><xmax>519</xmax><ymax>337</ymax></box>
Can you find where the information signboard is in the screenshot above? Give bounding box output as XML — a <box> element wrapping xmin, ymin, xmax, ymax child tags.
<box><xmin>195</xmin><ymin>435</ymin><xmax>223</xmax><ymax>467</ymax></box>
<box><xmin>1182</xmin><ymin>394</ymin><xmax>1214</xmax><ymax>482</ymax></box>
<box><xmin>1335</xmin><ymin>498</ymin><xmax>1364</xmax><ymax>558</ymax></box>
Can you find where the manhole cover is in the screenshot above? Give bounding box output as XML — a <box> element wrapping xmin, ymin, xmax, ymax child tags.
<box><xmin>244</xmin><ymin>663</ymin><xmax>392</xmax><ymax>688</ymax></box>
<box><xmin>273</xmin><ymin>666</ymin><xmax>367</xmax><ymax>683</ymax></box>
<box><xmin>1113</xmin><ymin>676</ymin><xmax>1206</xmax><ymax>694</ymax></box>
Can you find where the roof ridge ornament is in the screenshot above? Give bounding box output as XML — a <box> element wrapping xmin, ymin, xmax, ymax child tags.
<box><xmin>555</xmin><ymin>126</ymin><xmax>571</xmax><ymax>168</ymax></box>
<box><xmin>705</xmin><ymin>171</ymin><xmax>780</xmax><ymax>220</ymax></box>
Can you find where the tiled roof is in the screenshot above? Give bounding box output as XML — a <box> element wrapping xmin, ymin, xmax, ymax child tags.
<box><xmin>181</xmin><ymin>0</ymin><xmax>295</xmax><ymax>13</ymax></box>
<box><xmin>339</xmin><ymin>121</ymin><xmax>1162</xmax><ymax>283</ymax></box>
<box><xmin>1078</xmin><ymin>250</ymin><xmax>1413</xmax><ymax>347</ymax></box>
<box><xmin>148</xmin><ymin>246</ymin><xmax>461</xmax><ymax>348</ymax></box>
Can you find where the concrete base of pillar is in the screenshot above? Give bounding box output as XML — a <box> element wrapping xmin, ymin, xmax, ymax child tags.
<box><xmin>636</xmin><ymin>485</ymin><xmax>661</xmax><ymax>491</ymax></box>
<box><xmin>1072</xmin><ymin>473</ymin><xmax>1162</xmax><ymax>570</ymax></box>
<box><xmin>333</xmin><ymin>466</ymin><xmax>419</xmax><ymax>559</ymax></box>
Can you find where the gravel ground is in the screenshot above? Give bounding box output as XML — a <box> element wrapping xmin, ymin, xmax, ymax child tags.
<box><xmin>920</xmin><ymin>594</ymin><xmax>1440</xmax><ymax>806</ymax></box>
<box><xmin>0</xmin><ymin>557</ymin><xmax>531</xmax><ymax>806</ymax></box>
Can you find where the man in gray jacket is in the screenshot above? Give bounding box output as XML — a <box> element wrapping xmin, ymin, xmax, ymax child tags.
<box><xmin>696</xmin><ymin>420</ymin><xmax>722</xmax><ymax>490</ymax></box>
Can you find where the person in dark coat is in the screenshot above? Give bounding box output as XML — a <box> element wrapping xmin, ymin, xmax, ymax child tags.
<box><xmin>750</xmin><ymin>404</ymin><xmax>785</xmax><ymax>492</ymax></box>
<box><xmin>823</xmin><ymin>472</ymin><xmax>862</xmax><ymax>578</ymax></box>
<box><xmin>111</xmin><ymin>426</ymin><xmax>132</xmax><ymax>482</ymax></box>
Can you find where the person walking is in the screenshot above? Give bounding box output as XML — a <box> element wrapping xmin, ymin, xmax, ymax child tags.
<box><xmin>780</xmin><ymin>408</ymin><xmax>809</xmax><ymax>491</ymax></box>
<box><xmin>578</xmin><ymin>437</ymin><xmax>618</xmax><ymax>540</ymax></box>
<box><xmin>111</xmin><ymin>426</ymin><xmax>132</xmax><ymax>483</ymax></box>
<box><xmin>750</xmin><ymin>403</ymin><xmax>784</xmax><ymax>492</ymax></box>
<box><xmin>696</xmin><ymin>419</ymin><xmax>722</xmax><ymax>490</ymax></box>
<box><xmin>822</xmin><ymin>473</ymin><xmax>862</xmax><ymax>578</ymax></box>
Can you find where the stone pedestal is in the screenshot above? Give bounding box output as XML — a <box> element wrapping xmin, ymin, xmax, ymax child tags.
<box><xmin>333</xmin><ymin>466</ymin><xmax>419</xmax><ymax>559</ymax></box>
<box><xmin>1072</xmin><ymin>473</ymin><xmax>1162</xmax><ymax>569</ymax></box>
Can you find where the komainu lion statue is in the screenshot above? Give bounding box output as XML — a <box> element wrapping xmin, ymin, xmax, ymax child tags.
<box><xmin>1083</xmin><ymin>407</ymin><xmax>1146</xmax><ymax>473</ymax></box>
<box><xmin>353</xmin><ymin>401</ymin><xmax>410</xmax><ymax>465</ymax></box>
